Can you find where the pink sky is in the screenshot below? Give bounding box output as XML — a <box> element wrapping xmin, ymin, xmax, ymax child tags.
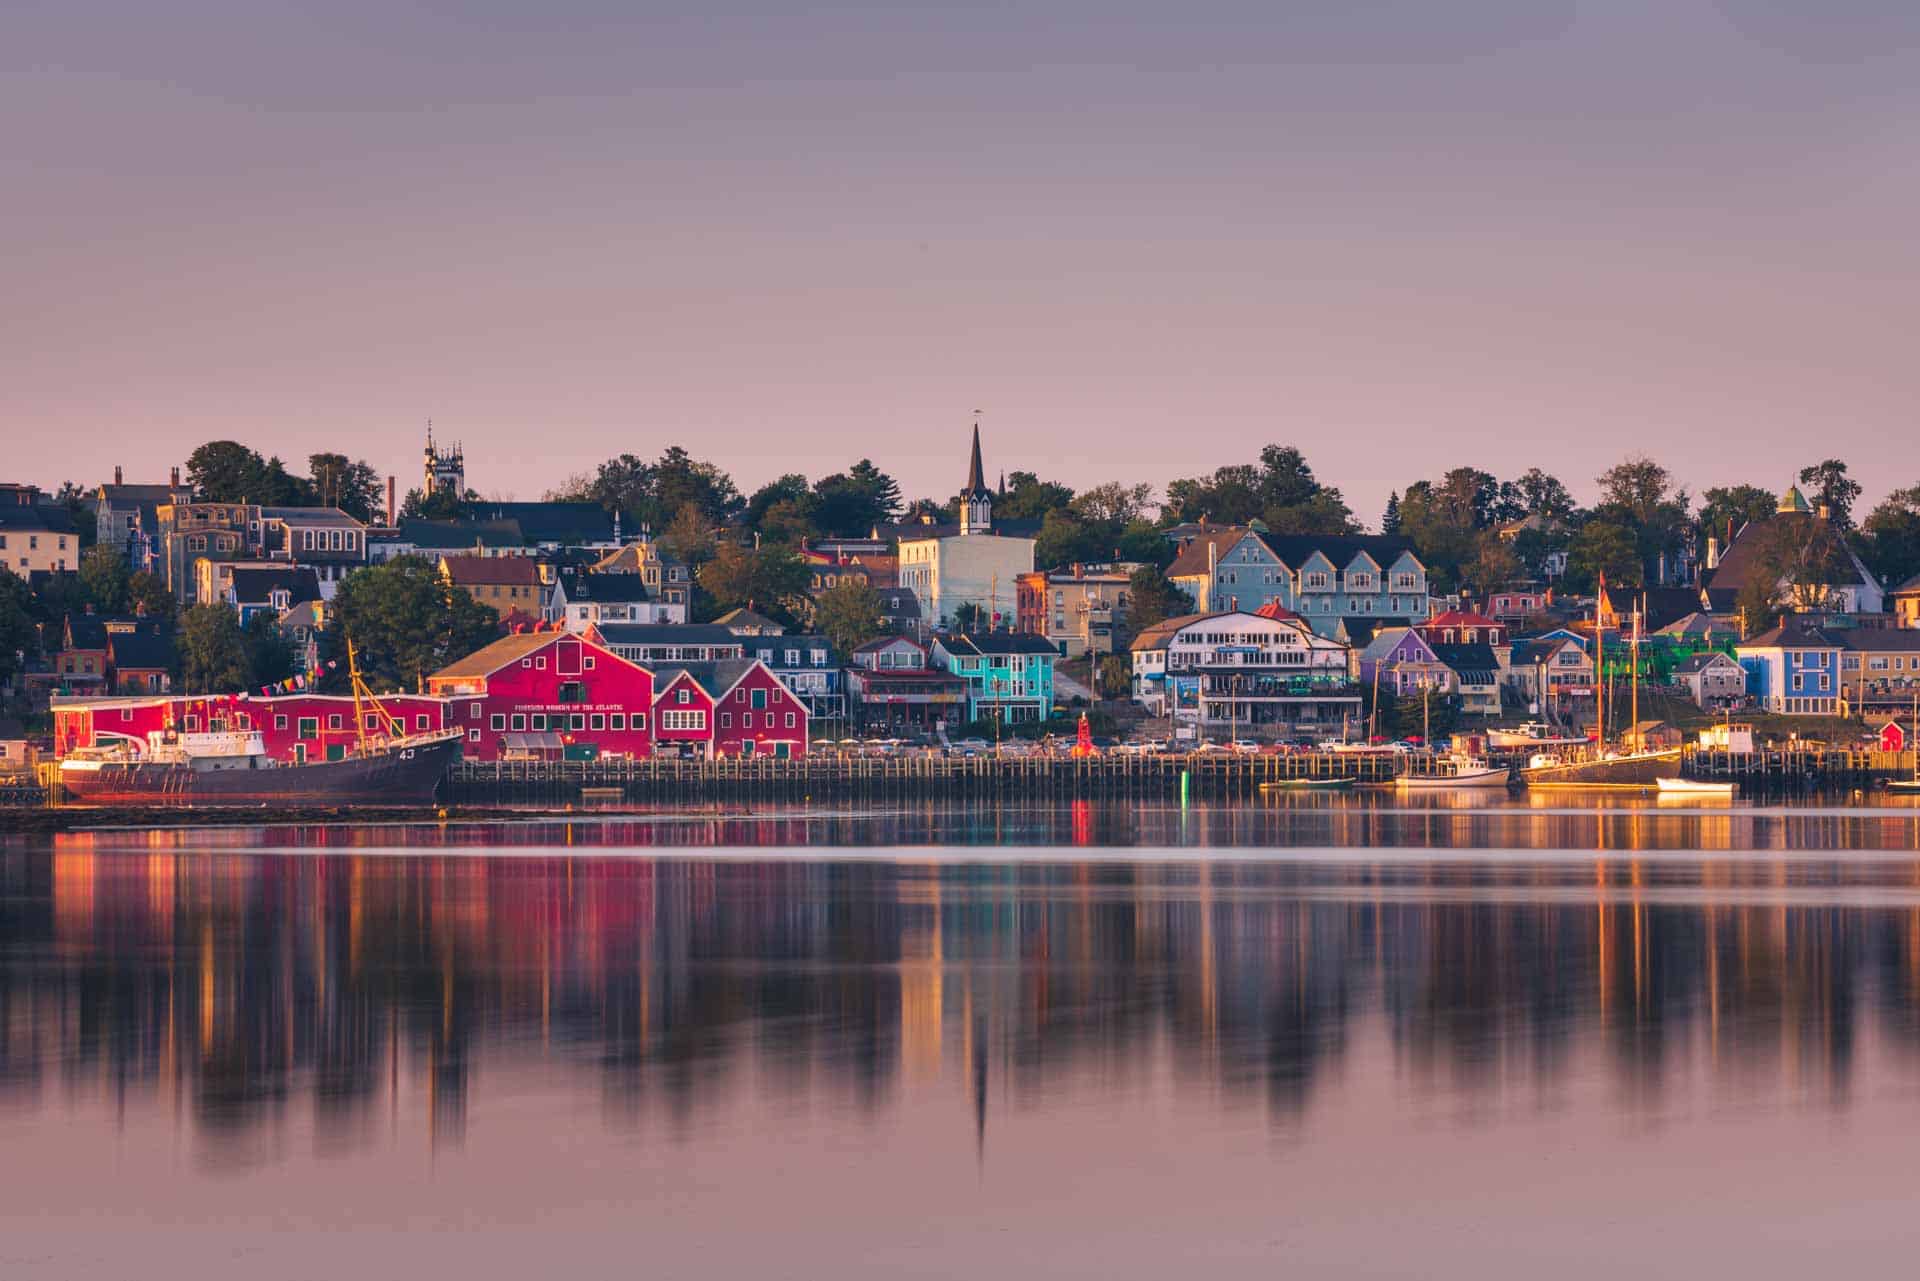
<box><xmin>7</xmin><ymin>1</ymin><xmax>1920</xmax><ymax>522</ymax></box>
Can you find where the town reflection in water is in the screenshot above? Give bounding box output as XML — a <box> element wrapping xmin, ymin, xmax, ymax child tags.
<box><xmin>9</xmin><ymin>796</ymin><xmax>1920</xmax><ymax>1178</ymax></box>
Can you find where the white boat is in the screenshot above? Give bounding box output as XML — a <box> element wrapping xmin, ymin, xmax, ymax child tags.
<box><xmin>1487</xmin><ymin>721</ymin><xmax>1589</xmax><ymax>749</ymax></box>
<box><xmin>1397</xmin><ymin>756</ymin><xmax>1510</xmax><ymax>789</ymax></box>
<box><xmin>1654</xmin><ymin>777</ymin><xmax>1738</xmax><ymax>796</ymax></box>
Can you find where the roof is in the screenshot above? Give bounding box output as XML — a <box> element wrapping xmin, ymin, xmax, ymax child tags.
<box><xmin>1166</xmin><ymin>528</ymin><xmax>1255</xmax><ymax>580</ymax></box>
<box><xmin>961</xmin><ymin>423</ymin><xmax>989</xmax><ymax>497</ymax></box>
<box><xmin>1602</xmin><ymin>585</ymin><xmax>1705</xmax><ymax>633</ymax></box>
<box><xmin>428</xmin><ymin>631</ymin><xmax>566</xmax><ymax>681</ymax></box>
<box><xmin>226</xmin><ymin>566</ymin><xmax>322</xmax><ymax>606</ymax></box>
<box><xmin>261</xmin><ymin>505</ymin><xmax>363</xmax><ymax>527</ymax></box>
<box><xmin>98</xmin><ymin>483</ymin><xmax>183</xmax><ymax>504</ymax></box>
<box><xmin>1338</xmin><ymin>617</ymin><xmax>1414</xmax><ymax>648</ymax></box>
<box><xmin>1429</xmin><ymin>642</ymin><xmax>1499</xmax><ymax>675</ymax></box>
<box><xmin>442</xmin><ymin>554</ymin><xmax>541</xmax><ymax>587</ymax></box>
<box><xmin>0</xmin><ymin>716</ymin><xmax>25</xmax><ymax>740</ymax></box>
<box><xmin>1257</xmin><ymin>532</ymin><xmax>1420</xmax><ymax>571</ymax></box>
<box><xmin>468</xmin><ymin>501</ymin><xmax>613</xmax><ymax>546</ymax></box>
<box><xmin>889</xmin><ymin>520</ymin><xmax>1041</xmax><ymax>543</ymax></box>
<box><xmin>1705</xmin><ymin>513</ymin><xmax>1872</xmax><ymax>595</ymax></box>
<box><xmin>937</xmin><ymin>632</ymin><xmax>1062</xmax><ymax>658</ymax></box>
<box><xmin>1129</xmin><ymin>612</ymin><xmax>1214</xmax><ymax>652</ymax></box>
<box><xmin>1834</xmin><ymin>630</ymin><xmax>1920</xmax><ymax>653</ymax></box>
<box><xmin>1421</xmin><ymin>609</ymin><xmax>1501</xmax><ymax>631</ymax></box>
<box><xmin>651</xmin><ymin>658</ymin><xmax>759</xmax><ymax>700</ymax></box>
<box><xmin>853</xmin><ymin>634</ymin><xmax>925</xmax><ymax>654</ymax></box>
<box><xmin>1253</xmin><ymin>599</ymin><xmax>1303</xmax><ymax>622</ymax></box>
<box><xmin>1739</xmin><ymin>618</ymin><xmax>1841</xmax><ymax>650</ymax></box>
<box><xmin>1657</xmin><ymin>611</ymin><xmax>1735</xmax><ymax>638</ymax></box>
<box><xmin>1672</xmin><ymin>652</ymin><xmax>1740</xmax><ymax>674</ymax></box>
<box><xmin>715</xmin><ymin>607</ymin><xmax>784</xmax><ymax>633</ymax></box>
<box><xmin>1893</xmin><ymin>572</ymin><xmax>1920</xmax><ymax>597</ymax></box>
<box><xmin>399</xmin><ymin>517</ymin><xmax>525</xmax><ymax>549</ymax></box>
<box><xmin>1509</xmin><ymin>637</ymin><xmax>1585</xmax><ymax>667</ymax></box>
<box><xmin>565</xmin><ymin>571</ymin><xmax>653</xmax><ymax>603</ymax></box>
<box><xmin>593</xmin><ymin>623</ymin><xmax>743</xmax><ymax>648</ymax></box>
<box><xmin>741</xmin><ymin>634</ymin><xmax>830</xmax><ymax>660</ymax></box>
<box><xmin>0</xmin><ymin>504</ymin><xmax>76</xmax><ymax>534</ymax></box>
<box><xmin>1358</xmin><ymin>627</ymin><xmax>1435</xmax><ymax>663</ymax></box>
<box><xmin>106</xmin><ymin>630</ymin><xmax>176</xmax><ymax>670</ymax></box>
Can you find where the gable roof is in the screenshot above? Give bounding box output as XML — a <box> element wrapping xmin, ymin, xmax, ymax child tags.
<box><xmin>227</xmin><ymin>566</ymin><xmax>322</xmax><ymax>606</ymax></box>
<box><xmin>937</xmin><ymin>632</ymin><xmax>1061</xmax><ymax>658</ymax></box>
<box><xmin>1509</xmin><ymin>636</ymin><xmax>1585</xmax><ymax>667</ymax></box>
<box><xmin>1420</xmin><ymin>609</ymin><xmax>1501</xmax><ymax>632</ymax></box>
<box><xmin>1739</xmin><ymin>618</ymin><xmax>1840</xmax><ymax>650</ymax></box>
<box><xmin>593</xmin><ymin>622</ymin><xmax>743</xmax><ymax>648</ymax></box>
<box><xmin>564</xmin><ymin>571</ymin><xmax>652</xmax><ymax>603</ymax></box>
<box><xmin>262</xmin><ymin>505</ymin><xmax>363</xmax><ymax>527</ymax></box>
<box><xmin>442</xmin><ymin>554</ymin><xmax>541</xmax><ymax>587</ymax></box>
<box><xmin>1166</xmin><ymin>529</ymin><xmax>1259</xmax><ymax>580</ymax></box>
<box><xmin>468</xmin><ymin>501</ymin><xmax>614</xmax><ymax>545</ymax></box>
<box><xmin>1705</xmin><ymin>513</ymin><xmax>1874</xmax><ymax>596</ymax></box>
<box><xmin>1834</xmin><ymin>630</ymin><xmax>1920</xmax><ymax>653</ymax></box>
<box><xmin>1256</xmin><ymin>532</ymin><xmax>1421</xmax><ymax>572</ymax></box>
<box><xmin>714</xmin><ymin>606</ymin><xmax>784</xmax><ymax>633</ymax></box>
<box><xmin>1672</xmin><ymin>651</ymin><xmax>1741</xmax><ymax>674</ymax></box>
<box><xmin>652</xmin><ymin>658</ymin><xmax>766</xmax><ymax>702</ymax></box>
<box><xmin>1429</xmin><ymin>642</ymin><xmax>1500</xmax><ymax>680</ymax></box>
<box><xmin>106</xmin><ymin>630</ymin><xmax>176</xmax><ymax>670</ymax></box>
<box><xmin>1358</xmin><ymin>626</ymin><xmax>1438</xmax><ymax>663</ymax></box>
<box><xmin>429</xmin><ymin>631</ymin><xmax>570</xmax><ymax>681</ymax></box>
<box><xmin>400</xmin><ymin>517</ymin><xmax>525</xmax><ymax>549</ymax></box>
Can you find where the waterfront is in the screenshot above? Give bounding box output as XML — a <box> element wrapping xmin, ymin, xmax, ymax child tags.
<box><xmin>8</xmin><ymin>798</ymin><xmax>1920</xmax><ymax>1278</ymax></box>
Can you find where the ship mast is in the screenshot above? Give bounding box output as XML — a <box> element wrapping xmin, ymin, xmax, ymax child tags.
<box><xmin>347</xmin><ymin>637</ymin><xmax>405</xmax><ymax>747</ymax></box>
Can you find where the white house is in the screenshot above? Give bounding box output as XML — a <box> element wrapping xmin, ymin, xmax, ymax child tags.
<box><xmin>896</xmin><ymin>426</ymin><xmax>1035</xmax><ymax>630</ymax></box>
<box><xmin>1130</xmin><ymin>610</ymin><xmax>1358</xmax><ymax>738</ymax></box>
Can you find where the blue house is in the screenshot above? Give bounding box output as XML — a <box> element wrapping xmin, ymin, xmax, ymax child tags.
<box><xmin>1736</xmin><ymin>618</ymin><xmax>1840</xmax><ymax>715</ymax></box>
<box><xmin>932</xmin><ymin>632</ymin><xmax>1059</xmax><ymax>723</ymax></box>
<box><xmin>1168</xmin><ymin>528</ymin><xmax>1431</xmax><ymax>639</ymax></box>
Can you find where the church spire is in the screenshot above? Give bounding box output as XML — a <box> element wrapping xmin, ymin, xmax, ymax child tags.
<box><xmin>963</xmin><ymin>420</ymin><xmax>987</xmax><ymax>496</ymax></box>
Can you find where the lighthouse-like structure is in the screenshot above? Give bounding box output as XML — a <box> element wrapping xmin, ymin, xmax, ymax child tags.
<box><xmin>423</xmin><ymin>423</ymin><xmax>466</xmax><ymax>497</ymax></box>
<box><xmin>958</xmin><ymin>421</ymin><xmax>993</xmax><ymax>536</ymax></box>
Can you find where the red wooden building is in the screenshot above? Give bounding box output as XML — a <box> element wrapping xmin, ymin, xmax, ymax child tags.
<box><xmin>652</xmin><ymin>659</ymin><xmax>810</xmax><ymax>759</ymax></box>
<box><xmin>426</xmin><ymin>628</ymin><xmax>656</xmax><ymax>761</ymax></box>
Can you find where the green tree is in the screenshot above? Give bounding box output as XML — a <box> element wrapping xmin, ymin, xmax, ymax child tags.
<box><xmin>1167</xmin><ymin>445</ymin><xmax>1356</xmax><ymax>533</ymax></box>
<box><xmin>1593</xmin><ymin>454</ymin><xmax>1691</xmax><ymax>581</ymax></box>
<box><xmin>54</xmin><ymin>482</ymin><xmax>98</xmax><ymax>546</ymax></box>
<box><xmin>79</xmin><ymin>544</ymin><xmax>131</xmax><ymax>614</ymax></box>
<box><xmin>1698</xmin><ymin>485</ymin><xmax>1777</xmax><ymax>545</ymax></box>
<box><xmin>1381</xmin><ymin>491</ymin><xmax>1402</xmax><ymax>536</ymax></box>
<box><xmin>757</xmin><ymin>499</ymin><xmax>817</xmax><ymax>548</ymax></box>
<box><xmin>1121</xmin><ymin>565</ymin><xmax>1194</xmax><ymax>642</ymax></box>
<box><xmin>243</xmin><ymin>609</ymin><xmax>298</xmax><ymax>688</ymax></box>
<box><xmin>810</xmin><ymin>460</ymin><xmax>901</xmax><ymax>537</ymax></box>
<box><xmin>747</xmin><ymin>473</ymin><xmax>815</xmax><ymax>529</ymax></box>
<box><xmin>697</xmin><ymin>544</ymin><xmax>811</xmax><ymax>620</ymax></box>
<box><xmin>1070</xmin><ymin>482</ymin><xmax>1156</xmax><ymax>527</ymax></box>
<box><xmin>994</xmin><ymin>471</ymin><xmax>1077</xmax><ymax>523</ymax></box>
<box><xmin>187</xmin><ymin>441</ymin><xmax>314</xmax><ymax>505</ymax></box>
<box><xmin>952</xmin><ymin>602</ymin><xmax>987</xmax><ymax>633</ymax></box>
<box><xmin>1034</xmin><ymin>509</ymin><xmax>1104</xmax><ymax>570</ymax></box>
<box><xmin>661</xmin><ymin>506</ymin><xmax>719</xmax><ymax>567</ymax></box>
<box><xmin>1464</xmin><ymin>532</ymin><xmax>1522</xmax><ymax>596</ymax></box>
<box><xmin>1863</xmin><ymin>486</ymin><xmax>1920</xmax><ymax>589</ymax></box>
<box><xmin>1509</xmin><ymin>468</ymin><xmax>1575</xmax><ymax>519</ymax></box>
<box><xmin>399</xmin><ymin>486</ymin><xmax>469</xmax><ymax>521</ymax></box>
<box><xmin>1567</xmin><ymin>521</ymin><xmax>1643</xmax><ymax>591</ymax></box>
<box><xmin>0</xmin><ymin>570</ymin><xmax>36</xmax><ymax>687</ymax></box>
<box><xmin>179</xmin><ymin>604</ymin><xmax>250</xmax><ymax>693</ymax></box>
<box><xmin>307</xmin><ymin>453</ymin><xmax>385</xmax><ymax>522</ymax></box>
<box><xmin>1097</xmin><ymin>655</ymin><xmax>1132</xmax><ymax>698</ymax></box>
<box><xmin>650</xmin><ymin>445</ymin><xmax>743</xmax><ymax>527</ymax></box>
<box><xmin>1798</xmin><ymin>459</ymin><xmax>1862</xmax><ymax>529</ymax></box>
<box><xmin>320</xmin><ymin>557</ymin><xmax>500</xmax><ymax>692</ymax></box>
<box><xmin>812</xmin><ymin>577</ymin><xmax>885</xmax><ymax>656</ymax></box>
<box><xmin>127</xmin><ymin>571</ymin><xmax>175</xmax><ymax>620</ymax></box>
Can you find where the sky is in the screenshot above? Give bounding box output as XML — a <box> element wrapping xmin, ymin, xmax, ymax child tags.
<box><xmin>6</xmin><ymin>0</ymin><xmax>1920</xmax><ymax>525</ymax></box>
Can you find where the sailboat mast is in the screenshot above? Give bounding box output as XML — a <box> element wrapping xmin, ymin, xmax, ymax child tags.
<box><xmin>1630</xmin><ymin>594</ymin><xmax>1641</xmax><ymax>752</ymax></box>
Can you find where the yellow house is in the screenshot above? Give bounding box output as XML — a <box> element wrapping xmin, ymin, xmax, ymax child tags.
<box><xmin>440</xmin><ymin>553</ymin><xmax>542</xmax><ymax>618</ymax></box>
<box><xmin>0</xmin><ymin>504</ymin><xmax>80</xmax><ymax>575</ymax></box>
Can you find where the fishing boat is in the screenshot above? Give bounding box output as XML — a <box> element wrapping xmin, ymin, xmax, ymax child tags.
<box><xmin>1397</xmin><ymin>756</ymin><xmax>1510</xmax><ymax>789</ymax></box>
<box><xmin>59</xmin><ymin>640</ymin><xmax>462</xmax><ymax>807</ymax></box>
<box><xmin>1487</xmin><ymin>721</ymin><xmax>1589</xmax><ymax>749</ymax></box>
<box><xmin>1522</xmin><ymin>583</ymin><xmax>1682</xmax><ymax>791</ymax></box>
<box><xmin>1260</xmin><ymin>776</ymin><xmax>1356</xmax><ymax>792</ymax></box>
<box><xmin>1654</xmin><ymin>777</ymin><xmax>1738</xmax><ymax>797</ymax></box>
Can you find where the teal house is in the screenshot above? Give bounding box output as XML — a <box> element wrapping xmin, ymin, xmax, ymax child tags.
<box><xmin>932</xmin><ymin>633</ymin><xmax>1060</xmax><ymax>724</ymax></box>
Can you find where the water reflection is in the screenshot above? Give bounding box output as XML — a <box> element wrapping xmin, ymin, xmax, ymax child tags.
<box><xmin>7</xmin><ymin>799</ymin><xmax>1920</xmax><ymax>1179</ymax></box>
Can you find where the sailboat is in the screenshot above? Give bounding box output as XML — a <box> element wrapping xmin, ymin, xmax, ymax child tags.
<box><xmin>1523</xmin><ymin>584</ymin><xmax>1681</xmax><ymax>790</ymax></box>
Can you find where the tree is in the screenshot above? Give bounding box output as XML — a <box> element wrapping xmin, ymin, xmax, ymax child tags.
<box><xmin>1567</xmin><ymin>522</ymin><xmax>1642</xmax><ymax>591</ymax></box>
<box><xmin>585</xmin><ymin>453</ymin><xmax>656</xmax><ymax>519</ymax></box>
<box><xmin>1166</xmin><ymin>445</ymin><xmax>1354</xmax><ymax>532</ymax></box>
<box><xmin>1863</xmin><ymin>486</ymin><xmax>1920</xmax><ymax>590</ymax></box>
<box><xmin>650</xmin><ymin>446</ymin><xmax>743</xmax><ymax>527</ymax></box>
<box><xmin>757</xmin><ymin>499</ymin><xmax>816</xmax><ymax>548</ymax></box>
<box><xmin>0</xmin><ymin>570</ymin><xmax>36</xmax><ymax>687</ymax></box>
<box><xmin>952</xmin><ymin>602</ymin><xmax>987</xmax><ymax>633</ymax></box>
<box><xmin>697</xmin><ymin>544</ymin><xmax>811</xmax><ymax>620</ymax></box>
<box><xmin>994</xmin><ymin>471</ymin><xmax>1077</xmax><ymax>522</ymax></box>
<box><xmin>187</xmin><ymin>441</ymin><xmax>314</xmax><ymax>505</ymax></box>
<box><xmin>1381</xmin><ymin>491</ymin><xmax>1402</xmax><ymax>536</ymax></box>
<box><xmin>1465</xmin><ymin>532</ymin><xmax>1522</xmax><ymax>597</ymax></box>
<box><xmin>746</xmin><ymin>473</ymin><xmax>814</xmax><ymax>529</ymax></box>
<box><xmin>661</xmin><ymin>506</ymin><xmax>718</xmax><ymax>567</ymax></box>
<box><xmin>54</xmin><ymin>482</ymin><xmax>98</xmax><ymax>546</ymax></box>
<box><xmin>1097</xmin><ymin>655</ymin><xmax>1132</xmax><ymax>699</ymax></box>
<box><xmin>813</xmin><ymin>578</ymin><xmax>884</xmax><ymax>656</ymax></box>
<box><xmin>1509</xmin><ymin>468</ymin><xmax>1575</xmax><ymax>519</ymax></box>
<box><xmin>1798</xmin><ymin>460</ymin><xmax>1862</xmax><ymax>529</ymax></box>
<box><xmin>1122</xmin><ymin>565</ymin><xmax>1193</xmax><ymax>642</ymax></box>
<box><xmin>79</xmin><ymin>545</ymin><xmax>130</xmax><ymax>614</ymax></box>
<box><xmin>127</xmin><ymin>571</ymin><xmax>175</xmax><ymax>620</ymax></box>
<box><xmin>307</xmin><ymin>453</ymin><xmax>385</xmax><ymax>522</ymax></box>
<box><xmin>399</xmin><ymin>486</ymin><xmax>469</xmax><ymax>521</ymax></box>
<box><xmin>1034</xmin><ymin>509</ymin><xmax>1103</xmax><ymax>570</ymax></box>
<box><xmin>1597</xmin><ymin>456</ymin><xmax>1676</xmax><ymax>523</ymax></box>
<box><xmin>1594</xmin><ymin>454</ymin><xmax>1691</xmax><ymax>581</ymax></box>
<box><xmin>243</xmin><ymin>609</ymin><xmax>298</xmax><ymax>688</ymax></box>
<box><xmin>1698</xmin><ymin>485</ymin><xmax>1777</xmax><ymax>545</ymax></box>
<box><xmin>1070</xmin><ymin>482</ymin><xmax>1156</xmax><ymax>528</ymax></box>
<box><xmin>320</xmin><ymin>557</ymin><xmax>500</xmax><ymax>693</ymax></box>
<box><xmin>812</xmin><ymin>460</ymin><xmax>902</xmax><ymax>537</ymax></box>
<box><xmin>179</xmin><ymin>604</ymin><xmax>250</xmax><ymax>693</ymax></box>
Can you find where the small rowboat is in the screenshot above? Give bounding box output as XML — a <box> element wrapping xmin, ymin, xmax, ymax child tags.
<box><xmin>1655</xmin><ymin>777</ymin><xmax>1737</xmax><ymax>797</ymax></box>
<box><xmin>1887</xmin><ymin>779</ymin><xmax>1920</xmax><ymax>793</ymax></box>
<box><xmin>1260</xmin><ymin>776</ymin><xmax>1355</xmax><ymax>792</ymax></box>
<box><xmin>1397</xmin><ymin>764</ymin><xmax>1510</xmax><ymax>789</ymax></box>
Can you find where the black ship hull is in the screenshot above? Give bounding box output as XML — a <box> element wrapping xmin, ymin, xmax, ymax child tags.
<box><xmin>60</xmin><ymin>735</ymin><xmax>462</xmax><ymax>807</ymax></box>
<box><xmin>1522</xmin><ymin>749</ymin><xmax>1682</xmax><ymax>789</ymax></box>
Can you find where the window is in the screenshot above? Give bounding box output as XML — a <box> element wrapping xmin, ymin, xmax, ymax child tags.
<box><xmin>751</xmin><ymin>688</ymin><xmax>767</xmax><ymax>709</ymax></box>
<box><xmin>521</xmin><ymin>658</ymin><xmax>531</xmax><ymax>668</ymax></box>
<box><xmin>661</xmin><ymin>709</ymin><xmax>706</xmax><ymax>731</ymax></box>
<box><xmin>470</xmin><ymin>703</ymin><xmax>482</xmax><ymax>719</ymax></box>
<box><xmin>274</xmin><ymin>714</ymin><xmax>289</xmax><ymax>730</ymax></box>
<box><xmin>1305</xmin><ymin>571</ymin><xmax>1330</xmax><ymax>590</ymax></box>
<box><xmin>785</xmin><ymin>712</ymin><xmax>796</xmax><ymax>728</ymax></box>
<box><xmin>721</xmin><ymin>712</ymin><xmax>732</xmax><ymax>728</ymax></box>
<box><xmin>530</xmin><ymin>713</ymin><xmax>546</xmax><ymax>730</ymax></box>
<box><xmin>328</xmin><ymin>714</ymin><xmax>343</xmax><ymax>730</ymax></box>
<box><xmin>298</xmin><ymin>716</ymin><xmax>318</xmax><ymax>737</ymax></box>
<box><xmin>536</xmin><ymin>656</ymin><xmax>546</xmax><ymax>669</ymax></box>
<box><xmin>571</xmin><ymin>713</ymin><xmax>585</xmax><ymax>730</ymax></box>
<box><xmin>416</xmin><ymin>715</ymin><xmax>430</xmax><ymax>730</ymax></box>
<box><xmin>677</xmin><ymin>688</ymin><xmax>690</xmax><ymax>704</ymax></box>
<box><xmin>611</xmin><ymin>713</ymin><xmax>625</xmax><ymax>730</ymax></box>
<box><xmin>590</xmin><ymin>713</ymin><xmax>605</xmax><ymax>730</ymax></box>
<box><xmin>743</xmin><ymin>713</ymin><xmax>754</xmax><ymax>728</ymax></box>
<box><xmin>510</xmin><ymin>714</ymin><xmax>526</xmax><ymax>731</ymax></box>
<box><xmin>584</xmin><ymin>656</ymin><xmax>595</xmax><ymax>670</ymax></box>
<box><xmin>635</xmin><ymin>712</ymin><xmax>647</xmax><ymax>729</ymax></box>
<box><xmin>491</xmin><ymin>714</ymin><xmax>506</xmax><ymax>731</ymax></box>
<box><xmin>468</xmin><ymin>728</ymin><xmax>481</xmax><ymax>742</ymax></box>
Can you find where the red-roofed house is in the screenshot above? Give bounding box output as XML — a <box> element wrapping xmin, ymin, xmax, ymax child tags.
<box><xmin>1417</xmin><ymin>610</ymin><xmax>1507</xmax><ymax>646</ymax></box>
<box><xmin>426</xmin><ymin>629</ymin><xmax>654</xmax><ymax>761</ymax></box>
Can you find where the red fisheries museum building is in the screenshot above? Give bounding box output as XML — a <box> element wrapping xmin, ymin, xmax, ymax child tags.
<box><xmin>426</xmin><ymin>630</ymin><xmax>656</xmax><ymax>762</ymax></box>
<box><xmin>53</xmin><ymin>629</ymin><xmax>810</xmax><ymax>764</ymax></box>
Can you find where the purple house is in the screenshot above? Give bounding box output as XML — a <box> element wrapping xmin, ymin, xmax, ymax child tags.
<box><xmin>1356</xmin><ymin>627</ymin><xmax>1452</xmax><ymax>694</ymax></box>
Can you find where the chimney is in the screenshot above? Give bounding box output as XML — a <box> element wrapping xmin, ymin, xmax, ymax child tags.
<box><xmin>387</xmin><ymin>475</ymin><xmax>397</xmax><ymax>527</ymax></box>
<box><xmin>1705</xmin><ymin>535</ymin><xmax>1720</xmax><ymax>570</ymax></box>
<box><xmin>1206</xmin><ymin>539</ymin><xmax>1218</xmax><ymax>612</ymax></box>
<box><xmin>170</xmin><ymin>466</ymin><xmax>181</xmax><ymax>488</ymax></box>
<box><xmin>114</xmin><ymin>465</ymin><xmax>123</xmax><ymax>486</ymax></box>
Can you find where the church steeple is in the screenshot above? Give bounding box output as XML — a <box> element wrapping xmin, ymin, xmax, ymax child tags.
<box><xmin>959</xmin><ymin>419</ymin><xmax>993</xmax><ymax>535</ymax></box>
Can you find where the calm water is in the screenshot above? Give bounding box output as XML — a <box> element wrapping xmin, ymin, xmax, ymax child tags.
<box><xmin>7</xmin><ymin>795</ymin><xmax>1920</xmax><ymax>1278</ymax></box>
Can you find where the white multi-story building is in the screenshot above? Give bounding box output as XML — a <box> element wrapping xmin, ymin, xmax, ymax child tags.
<box><xmin>896</xmin><ymin>425</ymin><xmax>1035</xmax><ymax>631</ymax></box>
<box><xmin>1130</xmin><ymin>609</ymin><xmax>1358</xmax><ymax>738</ymax></box>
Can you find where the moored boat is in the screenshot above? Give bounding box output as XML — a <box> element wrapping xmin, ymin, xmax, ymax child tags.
<box><xmin>1522</xmin><ymin>749</ymin><xmax>1682</xmax><ymax>789</ymax></box>
<box><xmin>1260</xmin><ymin>776</ymin><xmax>1356</xmax><ymax>792</ymax></box>
<box><xmin>1397</xmin><ymin>756</ymin><xmax>1510</xmax><ymax>789</ymax></box>
<box><xmin>60</xmin><ymin>726</ymin><xmax>461</xmax><ymax>806</ymax></box>
<box><xmin>1654</xmin><ymin>777</ymin><xmax>1737</xmax><ymax>797</ymax></box>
